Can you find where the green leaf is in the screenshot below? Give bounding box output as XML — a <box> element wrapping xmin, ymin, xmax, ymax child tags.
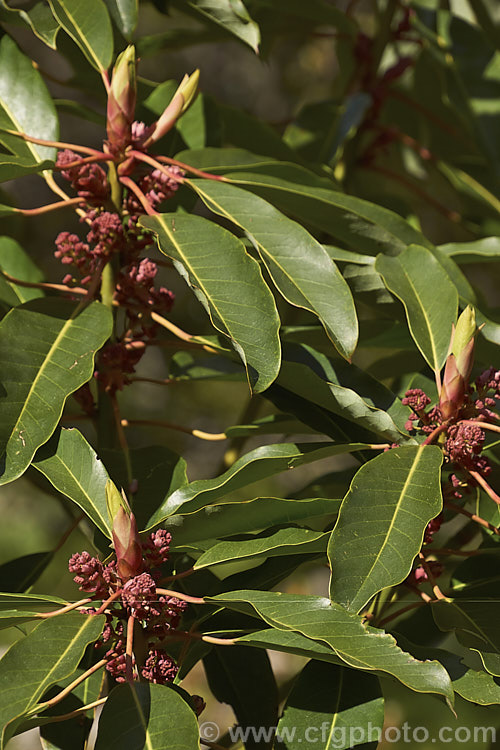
<box><xmin>208</xmin><ymin>591</ymin><xmax>453</xmax><ymax>702</ymax></box>
<box><xmin>432</xmin><ymin>599</ymin><xmax>500</xmax><ymax>676</ymax></box>
<box><xmin>94</xmin><ymin>682</ymin><xmax>200</xmax><ymax>750</ymax></box>
<box><xmin>0</xmin><ymin>2</ymin><xmax>59</xmax><ymax>48</ymax></box>
<box><xmin>188</xmin><ymin>179</ymin><xmax>358</xmax><ymax>360</ymax></box>
<box><xmin>375</xmin><ymin>245</ymin><xmax>458</xmax><ymax>371</ymax></box>
<box><xmin>194</xmin><ymin>528</ymin><xmax>329</xmax><ymax>569</ymax></box>
<box><xmin>0</xmin><ymin>298</ymin><xmax>112</xmax><ymax>486</ymax></box>
<box><xmin>146</xmin><ymin>441</ymin><xmax>376</xmax><ymax>527</ymax></box>
<box><xmin>169</xmin><ymin>496</ymin><xmax>340</xmax><ymax>547</ymax></box>
<box><xmin>0</xmin><ymin>612</ymin><xmax>104</xmax><ymax>748</ymax></box>
<box><xmin>276</xmin><ymin>344</ymin><xmax>414</xmax><ymax>444</ymax></box>
<box><xmin>104</xmin><ymin>0</ymin><xmax>137</xmax><ymax>39</ymax></box>
<box><xmin>0</xmin><ymin>35</ymin><xmax>59</xmax><ymax>163</ymax></box>
<box><xmin>176</xmin><ymin>0</ymin><xmax>260</xmax><ymax>52</ymax></box>
<box><xmin>32</xmin><ymin>428</ymin><xmax>112</xmax><ymax>537</ymax></box>
<box><xmin>453</xmin><ymin>668</ymin><xmax>500</xmax><ymax>705</ymax></box>
<box><xmin>48</xmin><ymin>0</ymin><xmax>113</xmax><ymax>71</ymax></box>
<box><xmin>204</xmin><ymin>646</ymin><xmax>278</xmax><ymax>750</ymax></box>
<box><xmin>222</xmin><ymin>172</ymin><xmax>430</xmax><ymax>256</ymax></box>
<box><xmin>328</xmin><ymin>446</ymin><xmax>443</xmax><ymax>613</ymax></box>
<box><xmin>439</xmin><ymin>236</ymin><xmax>500</xmax><ymax>262</ymax></box>
<box><xmin>277</xmin><ymin>661</ymin><xmax>383</xmax><ymax>750</ymax></box>
<box><xmin>0</xmin><ymin>156</ymin><xmax>54</xmax><ymax>182</ymax></box>
<box><xmin>141</xmin><ymin>213</ymin><xmax>281</xmax><ymax>392</ymax></box>
<box><xmin>0</xmin><ymin>237</ymin><xmax>44</xmax><ymax>307</ymax></box>
<box><xmin>0</xmin><ymin>592</ymin><xmax>66</xmax><ymax>629</ymax></box>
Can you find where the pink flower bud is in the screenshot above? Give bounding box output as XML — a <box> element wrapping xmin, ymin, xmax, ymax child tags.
<box><xmin>112</xmin><ymin>506</ymin><xmax>143</xmax><ymax>581</ymax></box>
<box><xmin>106</xmin><ymin>45</ymin><xmax>137</xmax><ymax>152</ymax></box>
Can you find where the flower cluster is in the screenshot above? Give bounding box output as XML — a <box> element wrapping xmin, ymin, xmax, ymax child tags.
<box><xmin>54</xmin><ymin>149</ymin><xmax>180</xmax><ymax>393</ymax></box>
<box><xmin>69</xmin><ymin>528</ymin><xmax>188</xmax><ymax>685</ymax></box>
<box><xmin>403</xmin><ymin>368</ymin><xmax>500</xmax><ymax>479</ymax></box>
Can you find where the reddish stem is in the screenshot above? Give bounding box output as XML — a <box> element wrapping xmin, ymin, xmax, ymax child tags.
<box><xmin>445</xmin><ymin>499</ymin><xmax>500</xmax><ymax>536</ymax></box>
<box><xmin>0</xmin><ymin>129</ymin><xmax>103</xmax><ymax>156</ymax></box>
<box><xmin>127</xmin><ymin>150</ymin><xmax>185</xmax><ymax>183</ymax></box>
<box><xmin>16</xmin><ymin>196</ymin><xmax>86</xmax><ymax>216</ymax></box>
<box><xmin>156</xmin><ymin>154</ymin><xmax>227</xmax><ymax>182</ymax></box>
<box><xmin>54</xmin><ymin>153</ymin><xmax>113</xmax><ymax>170</ymax></box>
<box><xmin>93</xmin><ymin>589</ymin><xmax>122</xmax><ymax>616</ymax></box>
<box><xmin>119</xmin><ymin>175</ymin><xmax>157</xmax><ymax>216</ymax></box>
<box><xmin>121</xmin><ymin>417</ymin><xmax>227</xmax><ymax>441</ymax></box>
<box><xmin>462</xmin><ymin>420</ymin><xmax>500</xmax><ymax>435</ymax></box>
<box><xmin>125</xmin><ymin>614</ymin><xmax>135</xmax><ymax>683</ymax></box>
<box><xmin>37</xmin><ymin>598</ymin><xmax>92</xmax><ymax>619</ymax></box>
<box><xmin>377</xmin><ymin>601</ymin><xmax>425</xmax><ymax>628</ymax></box>
<box><xmin>155</xmin><ymin>588</ymin><xmax>205</xmax><ymax>605</ymax></box>
<box><xmin>468</xmin><ymin>470</ymin><xmax>500</xmax><ymax>505</ymax></box>
<box><xmin>422</xmin><ymin>423</ymin><xmax>448</xmax><ymax>445</ymax></box>
<box><xmin>418</xmin><ymin>552</ymin><xmax>447</xmax><ymax>600</ymax></box>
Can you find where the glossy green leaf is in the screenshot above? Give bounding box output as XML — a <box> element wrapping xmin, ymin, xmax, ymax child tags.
<box><xmin>0</xmin><ymin>612</ymin><xmax>104</xmax><ymax>748</ymax></box>
<box><xmin>178</xmin><ymin>0</ymin><xmax>260</xmax><ymax>52</ymax></box>
<box><xmin>0</xmin><ymin>237</ymin><xmax>44</xmax><ymax>307</ymax></box>
<box><xmin>453</xmin><ymin>668</ymin><xmax>500</xmax><ymax>705</ymax></box>
<box><xmin>204</xmin><ymin>646</ymin><xmax>277</xmax><ymax>750</ymax></box>
<box><xmin>0</xmin><ymin>35</ymin><xmax>58</xmax><ymax>163</ymax></box>
<box><xmin>32</xmin><ymin>428</ymin><xmax>112</xmax><ymax>537</ymax></box>
<box><xmin>0</xmin><ymin>592</ymin><xmax>66</xmax><ymax>629</ymax></box>
<box><xmin>208</xmin><ymin>591</ymin><xmax>453</xmax><ymax>702</ymax></box>
<box><xmin>48</xmin><ymin>0</ymin><xmax>113</xmax><ymax>71</ymax></box>
<box><xmin>277</xmin><ymin>661</ymin><xmax>383</xmax><ymax>750</ymax></box>
<box><xmin>141</xmin><ymin>213</ymin><xmax>281</xmax><ymax>392</ymax></box>
<box><xmin>433</xmin><ymin>599</ymin><xmax>500</xmax><ymax>676</ymax></box>
<box><xmin>147</xmin><ymin>441</ymin><xmax>376</xmax><ymax>527</ymax></box>
<box><xmin>94</xmin><ymin>682</ymin><xmax>200</xmax><ymax>750</ymax></box>
<box><xmin>188</xmin><ymin>179</ymin><xmax>358</xmax><ymax>360</ymax></box>
<box><xmin>328</xmin><ymin>445</ymin><xmax>443</xmax><ymax>613</ymax></box>
<box><xmin>439</xmin><ymin>236</ymin><xmax>500</xmax><ymax>262</ymax></box>
<box><xmin>194</xmin><ymin>528</ymin><xmax>329</xmax><ymax>569</ymax></box>
<box><xmin>0</xmin><ymin>298</ymin><xmax>112</xmax><ymax>486</ymax></box>
<box><xmin>376</xmin><ymin>245</ymin><xmax>458</xmax><ymax>371</ymax></box>
<box><xmin>222</xmin><ymin>172</ymin><xmax>430</xmax><ymax>256</ymax></box>
<box><xmin>0</xmin><ymin>2</ymin><xmax>59</xmax><ymax>47</ymax></box>
<box><xmin>276</xmin><ymin>344</ymin><xmax>414</xmax><ymax>444</ymax></box>
<box><xmin>104</xmin><ymin>0</ymin><xmax>137</xmax><ymax>39</ymax></box>
<box><xmin>0</xmin><ymin>156</ymin><xmax>54</xmax><ymax>182</ymax></box>
<box><xmin>169</xmin><ymin>496</ymin><xmax>340</xmax><ymax>547</ymax></box>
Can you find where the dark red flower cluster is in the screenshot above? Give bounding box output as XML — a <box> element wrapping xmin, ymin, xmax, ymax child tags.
<box><xmin>69</xmin><ymin>528</ymin><xmax>187</xmax><ymax>685</ymax></box>
<box><xmin>54</xmin><ymin>149</ymin><xmax>179</xmax><ymax>393</ymax></box>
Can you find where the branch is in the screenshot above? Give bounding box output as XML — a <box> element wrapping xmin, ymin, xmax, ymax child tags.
<box><xmin>155</xmin><ymin>588</ymin><xmax>205</xmax><ymax>605</ymax></box>
<box><xmin>445</xmin><ymin>498</ymin><xmax>500</xmax><ymax>536</ymax></box>
<box><xmin>121</xmin><ymin>418</ymin><xmax>227</xmax><ymax>442</ymax></box>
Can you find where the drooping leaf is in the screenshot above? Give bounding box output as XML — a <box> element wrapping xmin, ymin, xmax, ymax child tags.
<box><xmin>439</xmin><ymin>236</ymin><xmax>500</xmax><ymax>262</ymax></box>
<box><xmin>204</xmin><ymin>646</ymin><xmax>278</xmax><ymax>750</ymax></box>
<box><xmin>375</xmin><ymin>245</ymin><xmax>458</xmax><ymax>371</ymax></box>
<box><xmin>0</xmin><ymin>612</ymin><xmax>105</xmax><ymax>748</ymax></box>
<box><xmin>48</xmin><ymin>0</ymin><xmax>113</xmax><ymax>71</ymax></box>
<box><xmin>276</xmin><ymin>344</ymin><xmax>414</xmax><ymax>445</ymax></box>
<box><xmin>32</xmin><ymin>428</ymin><xmax>112</xmax><ymax>538</ymax></box>
<box><xmin>220</xmin><ymin>172</ymin><xmax>431</xmax><ymax>256</ymax></box>
<box><xmin>194</xmin><ymin>528</ymin><xmax>329</xmax><ymax>569</ymax></box>
<box><xmin>453</xmin><ymin>668</ymin><xmax>500</xmax><ymax>705</ymax></box>
<box><xmin>208</xmin><ymin>591</ymin><xmax>453</xmax><ymax>702</ymax></box>
<box><xmin>277</xmin><ymin>661</ymin><xmax>383</xmax><ymax>750</ymax></box>
<box><xmin>432</xmin><ymin>599</ymin><xmax>500</xmax><ymax>676</ymax></box>
<box><xmin>328</xmin><ymin>445</ymin><xmax>443</xmax><ymax>613</ymax></box>
<box><xmin>0</xmin><ymin>236</ymin><xmax>44</xmax><ymax>308</ymax></box>
<box><xmin>0</xmin><ymin>298</ymin><xmax>112</xmax><ymax>486</ymax></box>
<box><xmin>0</xmin><ymin>2</ymin><xmax>59</xmax><ymax>47</ymax></box>
<box><xmin>169</xmin><ymin>496</ymin><xmax>340</xmax><ymax>547</ymax></box>
<box><xmin>0</xmin><ymin>35</ymin><xmax>59</xmax><ymax>163</ymax></box>
<box><xmin>188</xmin><ymin>179</ymin><xmax>358</xmax><ymax>360</ymax></box>
<box><xmin>93</xmin><ymin>682</ymin><xmax>200</xmax><ymax>750</ymax></box>
<box><xmin>146</xmin><ymin>441</ymin><xmax>377</xmax><ymax>527</ymax></box>
<box><xmin>104</xmin><ymin>0</ymin><xmax>137</xmax><ymax>39</ymax></box>
<box><xmin>174</xmin><ymin>0</ymin><xmax>260</xmax><ymax>52</ymax></box>
<box><xmin>141</xmin><ymin>212</ymin><xmax>281</xmax><ymax>392</ymax></box>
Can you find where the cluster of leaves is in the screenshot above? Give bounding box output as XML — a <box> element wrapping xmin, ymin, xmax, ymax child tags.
<box><xmin>0</xmin><ymin>0</ymin><xmax>500</xmax><ymax>748</ymax></box>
